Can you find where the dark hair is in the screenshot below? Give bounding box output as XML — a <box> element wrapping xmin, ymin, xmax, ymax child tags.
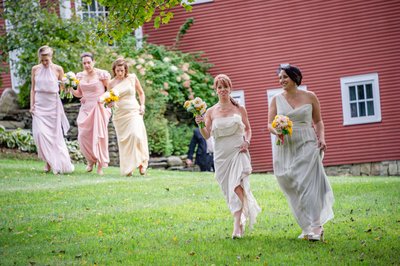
<box><xmin>112</xmin><ymin>58</ymin><xmax>129</xmax><ymax>78</ymax></box>
<box><xmin>80</xmin><ymin>52</ymin><xmax>94</xmax><ymax>60</ymax></box>
<box><xmin>278</xmin><ymin>64</ymin><xmax>302</xmax><ymax>86</ymax></box>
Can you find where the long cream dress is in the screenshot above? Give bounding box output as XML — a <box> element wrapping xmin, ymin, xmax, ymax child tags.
<box><xmin>212</xmin><ymin>114</ymin><xmax>261</xmax><ymax>229</ymax></box>
<box><xmin>112</xmin><ymin>74</ymin><xmax>149</xmax><ymax>175</ymax></box>
<box><xmin>273</xmin><ymin>93</ymin><xmax>334</xmax><ymax>235</ymax></box>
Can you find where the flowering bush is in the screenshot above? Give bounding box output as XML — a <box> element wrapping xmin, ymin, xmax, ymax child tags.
<box><xmin>115</xmin><ymin>36</ymin><xmax>217</xmax><ymax>155</ymax></box>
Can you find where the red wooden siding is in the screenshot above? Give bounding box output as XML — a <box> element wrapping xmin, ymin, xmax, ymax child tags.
<box><xmin>143</xmin><ymin>0</ymin><xmax>400</xmax><ymax>172</ymax></box>
<box><xmin>0</xmin><ymin>16</ymin><xmax>12</xmax><ymax>96</ymax></box>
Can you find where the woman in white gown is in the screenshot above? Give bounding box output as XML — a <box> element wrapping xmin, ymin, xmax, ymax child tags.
<box><xmin>268</xmin><ymin>64</ymin><xmax>334</xmax><ymax>241</ymax></box>
<box><xmin>195</xmin><ymin>74</ymin><xmax>261</xmax><ymax>239</ymax></box>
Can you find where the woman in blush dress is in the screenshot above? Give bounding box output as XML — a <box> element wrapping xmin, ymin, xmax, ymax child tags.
<box><xmin>268</xmin><ymin>64</ymin><xmax>334</xmax><ymax>241</ymax></box>
<box><xmin>71</xmin><ymin>52</ymin><xmax>111</xmax><ymax>175</ymax></box>
<box><xmin>30</xmin><ymin>45</ymin><xmax>74</xmax><ymax>174</ymax></box>
<box><xmin>195</xmin><ymin>74</ymin><xmax>261</xmax><ymax>239</ymax></box>
<box><xmin>107</xmin><ymin>58</ymin><xmax>149</xmax><ymax>176</ymax></box>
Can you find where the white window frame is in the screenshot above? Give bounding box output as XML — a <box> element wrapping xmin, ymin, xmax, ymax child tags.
<box><xmin>231</xmin><ymin>90</ymin><xmax>245</xmax><ymax>106</ymax></box>
<box><xmin>340</xmin><ymin>73</ymin><xmax>381</xmax><ymax>126</ymax></box>
<box><xmin>74</xmin><ymin>0</ymin><xmax>108</xmax><ymax>19</ymax></box>
<box><xmin>182</xmin><ymin>0</ymin><xmax>213</xmax><ymax>5</ymax></box>
<box><xmin>59</xmin><ymin>0</ymin><xmax>72</xmax><ymax>19</ymax></box>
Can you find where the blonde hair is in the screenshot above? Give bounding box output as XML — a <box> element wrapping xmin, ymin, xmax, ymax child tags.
<box><xmin>37</xmin><ymin>45</ymin><xmax>53</xmax><ymax>62</ymax></box>
<box><xmin>213</xmin><ymin>74</ymin><xmax>239</xmax><ymax>107</ymax></box>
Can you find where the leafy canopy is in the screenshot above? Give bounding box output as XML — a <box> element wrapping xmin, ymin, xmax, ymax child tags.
<box><xmin>89</xmin><ymin>0</ymin><xmax>194</xmax><ymax>40</ymax></box>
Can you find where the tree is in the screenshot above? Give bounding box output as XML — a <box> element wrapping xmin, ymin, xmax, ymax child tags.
<box><xmin>92</xmin><ymin>0</ymin><xmax>195</xmax><ymax>40</ymax></box>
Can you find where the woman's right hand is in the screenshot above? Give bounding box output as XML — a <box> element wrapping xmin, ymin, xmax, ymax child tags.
<box><xmin>195</xmin><ymin>115</ymin><xmax>204</xmax><ymax>125</ymax></box>
<box><xmin>29</xmin><ymin>107</ymin><xmax>35</xmax><ymax>114</ymax></box>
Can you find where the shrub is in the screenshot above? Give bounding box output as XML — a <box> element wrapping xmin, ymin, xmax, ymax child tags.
<box><xmin>0</xmin><ymin>126</ymin><xmax>84</xmax><ymax>163</ymax></box>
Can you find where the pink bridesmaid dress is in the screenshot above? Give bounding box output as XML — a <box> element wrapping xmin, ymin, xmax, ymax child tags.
<box><xmin>32</xmin><ymin>65</ymin><xmax>74</xmax><ymax>174</ymax></box>
<box><xmin>75</xmin><ymin>70</ymin><xmax>111</xmax><ymax>169</ymax></box>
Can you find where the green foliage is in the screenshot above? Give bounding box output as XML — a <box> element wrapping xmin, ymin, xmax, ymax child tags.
<box><xmin>92</xmin><ymin>0</ymin><xmax>194</xmax><ymax>40</ymax></box>
<box><xmin>145</xmin><ymin>117</ymin><xmax>172</xmax><ymax>156</ymax></box>
<box><xmin>175</xmin><ymin>17</ymin><xmax>195</xmax><ymax>48</ymax></box>
<box><xmin>0</xmin><ymin>126</ymin><xmax>84</xmax><ymax>162</ymax></box>
<box><xmin>168</xmin><ymin>123</ymin><xmax>193</xmax><ymax>155</ymax></box>
<box><xmin>0</xmin><ymin>126</ymin><xmax>36</xmax><ymax>152</ymax></box>
<box><xmin>65</xmin><ymin>140</ymin><xmax>85</xmax><ymax>163</ymax></box>
<box><xmin>0</xmin><ymin>0</ymin><xmax>111</xmax><ymax>108</ymax></box>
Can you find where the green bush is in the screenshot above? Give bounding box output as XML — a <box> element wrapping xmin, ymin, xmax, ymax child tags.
<box><xmin>168</xmin><ymin>123</ymin><xmax>193</xmax><ymax>156</ymax></box>
<box><xmin>0</xmin><ymin>126</ymin><xmax>36</xmax><ymax>152</ymax></box>
<box><xmin>145</xmin><ymin>117</ymin><xmax>172</xmax><ymax>156</ymax></box>
<box><xmin>0</xmin><ymin>126</ymin><xmax>84</xmax><ymax>163</ymax></box>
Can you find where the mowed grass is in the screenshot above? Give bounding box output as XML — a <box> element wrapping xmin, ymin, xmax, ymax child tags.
<box><xmin>0</xmin><ymin>158</ymin><xmax>399</xmax><ymax>265</ymax></box>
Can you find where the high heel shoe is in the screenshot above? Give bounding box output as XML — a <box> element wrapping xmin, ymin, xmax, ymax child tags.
<box><xmin>44</xmin><ymin>163</ymin><xmax>51</xmax><ymax>173</ymax></box>
<box><xmin>232</xmin><ymin>233</ymin><xmax>242</xmax><ymax>239</ymax></box>
<box><xmin>306</xmin><ymin>227</ymin><xmax>324</xmax><ymax>241</ymax></box>
<box><xmin>139</xmin><ymin>165</ymin><xmax>147</xmax><ymax>176</ymax></box>
<box><xmin>97</xmin><ymin>165</ymin><xmax>103</xmax><ymax>176</ymax></box>
<box><xmin>86</xmin><ymin>162</ymin><xmax>95</xmax><ymax>172</ymax></box>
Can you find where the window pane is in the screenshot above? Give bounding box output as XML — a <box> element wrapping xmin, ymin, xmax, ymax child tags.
<box><xmin>358</xmin><ymin>102</ymin><xmax>366</xmax><ymax>116</ymax></box>
<box><xmin>366</xmin><ymin>83</ymin><xmax>373</xmax><ymax>99</ymax></box>
<box><xmin>350</xmin><ymin>103</ymin><xmax>358</xmax><ymax>117</ymax></box>
<box><xmin>357</xmin><ymin>85</ymin><xmax>365</xmax><ymax>100</ymax></box>
<box><xmin>367</xmin><ymin>101</ymin><xmax>375</xmax><ymax>116</ymax></box>
<box><xmin>349</xmin><ymin>86</ymin><xmax>356</xmax><ymax>101</ymax></box>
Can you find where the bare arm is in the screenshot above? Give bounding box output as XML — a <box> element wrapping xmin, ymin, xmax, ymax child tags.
<box><xmin>310</xmin><ymin>92</ymin><xmax>327</xmax><ymax>151</ymax></box>
<box><xmin>30</xmin><ymin>66</ymin><xmax>37</xmax><ymax>113</ymax></box>
<box><xmin>57</xmin><ymin>65</ymin><xmax>65</xmax><ymax>92</ymax></box>
<box><xmin>267</xmin><ymin>96</ymin><xmax>278</xmax><ymax>135</ymax></box>
<box><xmin>239</xmin><ymin>106</ymin><xmax>251</xmax><ymax>152</ymax></box>
<box><xmin>135</xmin><ymin>76</ymin><xmax>145</xmax><ymax>115</ymax></box>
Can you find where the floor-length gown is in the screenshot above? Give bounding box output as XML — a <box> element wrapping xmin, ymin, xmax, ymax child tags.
<box><xmin>211</xmin><ymin>114</ymin><xmax>261</xmax><ymax>229</ymax></box>
<box><xmin>273</xmin><ymin>93</ymin><xmax>334</xmax><ymax>234</ymax></box>
<box><xmin>32</xmin><ymin>65</ymin><xmax>74</xmax><ymax>174</ymax></box>
<box><xmin>112</xmin><ymin>74</ymin><xmax>149</xmax><ymax>175</ymax></box>
<box><xmin>75</xmin><ymin>71</ymin><xmax>111</xmax><ymax>168</ymax></box>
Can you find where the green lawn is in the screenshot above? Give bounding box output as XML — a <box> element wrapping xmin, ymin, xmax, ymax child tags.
<box><xmin>0</xmin><ymin>158</ymin><xmax>399</xmax><ymax>265</ymax></box>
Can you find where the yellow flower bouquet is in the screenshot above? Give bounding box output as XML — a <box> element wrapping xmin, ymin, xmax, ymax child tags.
<box><xmin>184</xmin><ymin>97</ymin><xmax>207</xmax><ymax>128</ymax></box>
<box><xmin>272</xmin><ymin>115</ymin><xmax>293</xmax><ymax>145</ymax></box>
<box><xmin>99</xmin><ymin>89</ymin><xmax>120</xmax><ymax>109</ymax></box>
<box><xmin>60</xmin><ymin>71</ymin><xmax>79</xmax><ymax>99</ymax></box>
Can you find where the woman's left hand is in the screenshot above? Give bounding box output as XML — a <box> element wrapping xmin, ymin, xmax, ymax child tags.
<box><xmin>139</xmin><ymin>105</ymin><xmax>145</xmax><ymax>115</ymax></box>
<box><xmin>318</xmin><ymin>138</ymin><xmax>327</xmax><ymax>152</ymax></box>
<box><xmin>239</xmin><ymin>140</ymin><xmax>249</xmax><ymax>153</ymax></box>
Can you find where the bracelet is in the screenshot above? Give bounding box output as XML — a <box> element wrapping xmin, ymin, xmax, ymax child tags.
<box><xmin>244</xmin><ymin>139</ymin><xmax>250</xmax><ymax>145</ymax></box>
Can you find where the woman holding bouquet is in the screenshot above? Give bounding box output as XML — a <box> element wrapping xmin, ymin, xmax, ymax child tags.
<box><xmin>195</xmin><ymin>74</ymin><xmax>261</xmax><ymax>239</ymax></box>
<box><xmin>71</xmin><ymin>52</ymin><xmax>111</xmax><ymax>175</ymax></box>
<box><xmin>107</xmin><ymin>58</ymin><xmax>149</xmax><ymax>176</ymax></box>
<box><xmin>30</xmin><ymin>45</ymin><xmax>74</xmax><ymax>174</ymax></box>
<box><xmin>268</xmin><ymin>64</ymin><xmax>334</xmax><ymax>241</ymax></box>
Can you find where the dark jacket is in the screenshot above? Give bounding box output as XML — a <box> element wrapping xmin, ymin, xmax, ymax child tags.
<box><xmin>187</xmin><ymin>128</ymin><xmax>210</xmax><ymax>171</ymax></box>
